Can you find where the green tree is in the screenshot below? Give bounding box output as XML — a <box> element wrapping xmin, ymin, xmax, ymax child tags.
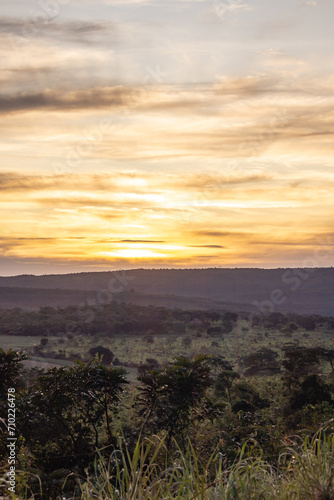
<box><xmin>282</xmin><ymin>346</ymin><xmax>322</xmax><ymax>384</ymax></box>
<box><xmin>89</xmin><ymin>345</ymin><xmax>114</xmax><ymax>365</ymax></box>
<box><xmin>241</xmin><ymin>348</ymin><xmax>281</xmax><ymax>376</ymax></box>
<box><xmin>137</xmin><ymin>355</ymin><xmax>212</xmax><ymax>446</ymax></box>
<box><xmin>208</xmin><ymin>356</ymin><xmax>239</xmax><ymax>402</ymax></box>
<box><xmin>0</xmin><ymin>348</ymin><xmax>27</xmax><ymax>399</ymax></box>
<box><xmin>18</xmin><ymin>359</ymin><xmax>128</xmax><ymax>473</ymax></box>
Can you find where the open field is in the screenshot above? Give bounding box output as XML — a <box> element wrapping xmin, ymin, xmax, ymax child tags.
<box><xmin>1</xmin><ymin>302</ymin><xmax>333</xmax><ymax>499</ymax></box>
<box><xmin>8</xmin><ymin>317</ymin><xmax>332</xmax><ymax>378</ymax></box>
<box><xmin>0</xmin><ymin>334</ymin><xmax>42</xmax><ymax>351</ymax></box>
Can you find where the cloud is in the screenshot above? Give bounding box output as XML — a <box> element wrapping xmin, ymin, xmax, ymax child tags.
<box><xmin>120</xmin><ymin>239</ymin><xmax>165</xmax><ymax>243</ymax></box>
<box><xmin>0</xmin><ymin>166</ymin><xmax>332</xmax><ymax>271</ymax></box>
<box><xmin>0</xmin><ymin>171</ymin><xmax>272</xmax><ymax>196</ymax></box>
<box><xmin>0</xmin><ymin>18</ymin><xmax>115</xmax><ymax>45</ymax></box>
<box><xmin>1</xmin><ymin>76</ymin><xmax>333</xmax><ymax>166</ymax></box>
<box><xmin>188</xmin><ymin>245</ymin><xmax>225</xmax><ymax>248</ymax></box>
<box><xmin>213</xmin><ymin>75</ymin><xmax>277</xmax><ymax>97</ymax></box>
<box><xmin>0</xmin><ymin>172</ymin><xmax>57</xmax><ymax>192</ymax></box>
<box><xmin>0</xmin><ymin>237</ymin><xmax>56</xmax><ymax>251</ymax></box>
<box><xmin>172</xmin><ymin>173</ymin><xmax>272</xmax><ymax>189</ymax></box>
<box><xmin>0</xmin><ymin>173</ymin><xmax>120</xmax><ymax>193</ymax></box>
<box><xmin>0</xmin><ymin>87</ymin><xmax>129</xmax><ymax>114</ymax></box>
<box><xmin>191</xmin><ymin>231</ymin><xmax>246</xmax><ymax>238</ymax></box>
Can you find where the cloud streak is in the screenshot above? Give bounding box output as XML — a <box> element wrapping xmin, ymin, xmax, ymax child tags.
<box><xmin>0</xmin><ymin>87</ymin><xmax>129</xmax><ymax>114</ymax></box>
<box><xmin>1</xmin><ymin>18</ymin><xmax>115</xmax><ymax>45</ymax></box>
<box><xmin>2</xmin><ymin>75</ymin><xmax>333</xmax><ymax>163</ymax></box>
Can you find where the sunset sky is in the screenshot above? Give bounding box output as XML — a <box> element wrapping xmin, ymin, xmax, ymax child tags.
<box><xmin>1</xmin><ymin>0</ymin><xmax>334</xmax><ymax>275</ymax></box>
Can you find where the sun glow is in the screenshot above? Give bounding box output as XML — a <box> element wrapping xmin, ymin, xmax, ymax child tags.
<box><xmin>100</xmin><ymin>249</ymin><xmax>168</xmax><ymax>259</ymax></box>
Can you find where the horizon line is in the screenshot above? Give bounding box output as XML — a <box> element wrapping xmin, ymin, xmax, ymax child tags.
<box><xmin>1</xmin><ymin>265</ymin><xmax>334</xmax><ymax>279</ymax></box>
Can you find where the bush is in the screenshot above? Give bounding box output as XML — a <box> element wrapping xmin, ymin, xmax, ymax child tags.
<box><xmin>89</xmin><ymin>345</ymin><xmax>114</xmax><ymax>364</ymax></box>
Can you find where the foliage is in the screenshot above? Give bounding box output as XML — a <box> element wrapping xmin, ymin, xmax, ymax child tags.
<box><xmin>137</xmin><ymin>355</ymin><xmax>213</xmax><ymax>445</ymax></box>
<box><xmin>0</xmin><ymin>348</ymin><xmax>27</xmax><ymax>399</ymax></box>
<box><xmin>79</xmin><ymin>427</ymin><xmax>334</xmax><ymax>500</ymax></box>
<box><xmin>1</xmin><ymin>304</ymin><xmax>334</xmax><ymax>499</ymax></box>
<box><xmin>241</xmin><ymin>348</ymin><xmax>281</xmax><ymax>376</ymax></box>
<box><xmin>88</xmin><ymin>346</ymin><xmax>114</xmax><ymax>365</ymax></box>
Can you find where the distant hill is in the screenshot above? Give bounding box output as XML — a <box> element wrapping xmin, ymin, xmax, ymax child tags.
<box><xmin>0</xmin><ymin>286</ymin><xmax>97</xmax><ymax>310</ymax></box>
<box><xmin>0</xmin><ymin>268</ymin><xmax>333</xmax><ymax>315</ymax></box>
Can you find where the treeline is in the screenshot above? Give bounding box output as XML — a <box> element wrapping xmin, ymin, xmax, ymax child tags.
<box><xmin>0</xmin><ymin>302</ymin><xmax>333</xmax><ymax>337</ymax></box>
<box><xmin>0</xmin><ymin>303</ymin><xmax>238</xmax><ymax>337</ymax></box>
<box><xmin>0</xmin><ymin>347</ymin><xmax>333</xmax><ymax>498</ymax></box>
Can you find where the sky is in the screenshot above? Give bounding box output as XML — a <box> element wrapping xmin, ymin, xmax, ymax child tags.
<box><xmin>1</xmin><ymin>0</ymin><xmax>334</xmax><ymax>275</ymax></box>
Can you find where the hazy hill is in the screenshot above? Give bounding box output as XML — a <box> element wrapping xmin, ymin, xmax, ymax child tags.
<box><xmin>0</xmin><ymin>286</ymin><xmax>97</xmax><ymax>310</ymax></box>
<box><xmin>0</xmin><ymin>268</ymin><xmax>333</xmax><ymax>315</ymax></box>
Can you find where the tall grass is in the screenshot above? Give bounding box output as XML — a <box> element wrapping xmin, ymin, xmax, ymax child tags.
<box><xmin>79</xmin><ymin>425</ymin><xmax>334</xmax><ymax>500</ymax></box>
<box><xmin>2</xmin><ymin>425</ymin><xmax>333</xmax><ymax>499</ymax></box>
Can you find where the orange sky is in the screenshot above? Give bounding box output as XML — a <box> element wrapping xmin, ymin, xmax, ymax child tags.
<box><xmin>1</xmin><ymin>0</ymin><xmax>334</xmax><ymax>275</ymax></box>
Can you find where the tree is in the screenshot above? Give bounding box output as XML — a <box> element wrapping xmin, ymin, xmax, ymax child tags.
<box><xmin>137</xmin><ymin>355</ymin><xmax>212</xmax><ymax>446</ymax></box>
<box><xmin>0</xmin><ymin>349</ymin><xmax>27</xmax><ymax>464</ymax></box>
<box><xmin>241</xmin><ymin>348</ymin><xmax>281</xmax><ymax>376</ymax></box>
<box><xmin>18</xmin><ymin>359</ymin><xmax>128</xmax><ymax>473</ymax></box>
<box><xmin>89</xmin><ymin>345</ymin><xmax>114</xmax><ymax>365</ymax></box>
<box><xmin>283</xmin><ymin>374</ymin><xmax>333</xmax><ymax>429</ymax></box>
<box><xmin>297</xmin><ymin>315</ymin><xmax>316</xmax><ymax>331</ymax></box>
<box><xmin>138</xmin><ymin>358</ymin><xmax>159</xmax><ymax>376</ymax></box>
<box><xmin>214</xmin><ymin>369</ymin><xmax>239</xmax><ymax>403</ymax></box>
<box><xmin>264</xmin><ymin>312</ymin><xmax>288</xmax><ymax>329</ymax></box>
<box><xmin>208</xmin><ymin>355</ymin><xmax>233</xmax><ymax>376</ymax></box>
<box><xmin>282</xmin><ymin>346</ymin><xmax>322</xmax><ymax>382</ymax></box>
<box><xmin>223</xmin><ymin>312</ymin><xmax>238</xmax><ymax>323</ymax></box>
<box><xmin>0</xmin><ymin>348</ymin><xmax>27</xmax><ymax>399</ymax></box>
<box><xmin>231</xmin><ymin>380</ymin><xmax>270</xmax><ymax>413</ymax></box>
<box><xmin>320</xmin><ymin>348</ymin><xmax>334</xmax><ymax>373</ymax></box>
<box><xmin>207</xmin><ymin>326</ymin><xmax>223</xmax><ymax>336</ymax></box>
<box><xmin>287</xmin><ymin>374</ymin><xmax>333</xmax><ymax>411</ymax></box>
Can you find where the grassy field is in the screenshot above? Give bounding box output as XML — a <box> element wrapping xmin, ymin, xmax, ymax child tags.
<box><xmin>0</xmin><ymin>335</ymin><xmax>73</xmax><ymax>371</ymax></box>
<box><xmin>1</xmin><ymin>313</ymin><xmax>333</xmax><ymax>499</ymax></box>
<box><xmin>0</xmin><ymin>334</ymin><xmax>43</xmax><ymax>351</ymax></box>
<box><xmin>14</xmin><ymin>317</ymin><xmax>333</xmax><ymax>377</ymax></box>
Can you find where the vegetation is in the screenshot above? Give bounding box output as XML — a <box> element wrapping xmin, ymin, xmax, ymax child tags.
<box><xmin>80</xmin><ymin>430</ymin><xmax>334</xmax><ymax>500</ymax></box>
<box><xmin>0</xmin><ymin>302</ymin><xmax>333</xmax><ymax>498</ymax></box>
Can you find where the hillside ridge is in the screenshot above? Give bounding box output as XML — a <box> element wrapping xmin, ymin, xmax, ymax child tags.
<box><xmin>0</xmin><ymin>268</ymin><xmax>333</xmax><ymax>315</ymax></box>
